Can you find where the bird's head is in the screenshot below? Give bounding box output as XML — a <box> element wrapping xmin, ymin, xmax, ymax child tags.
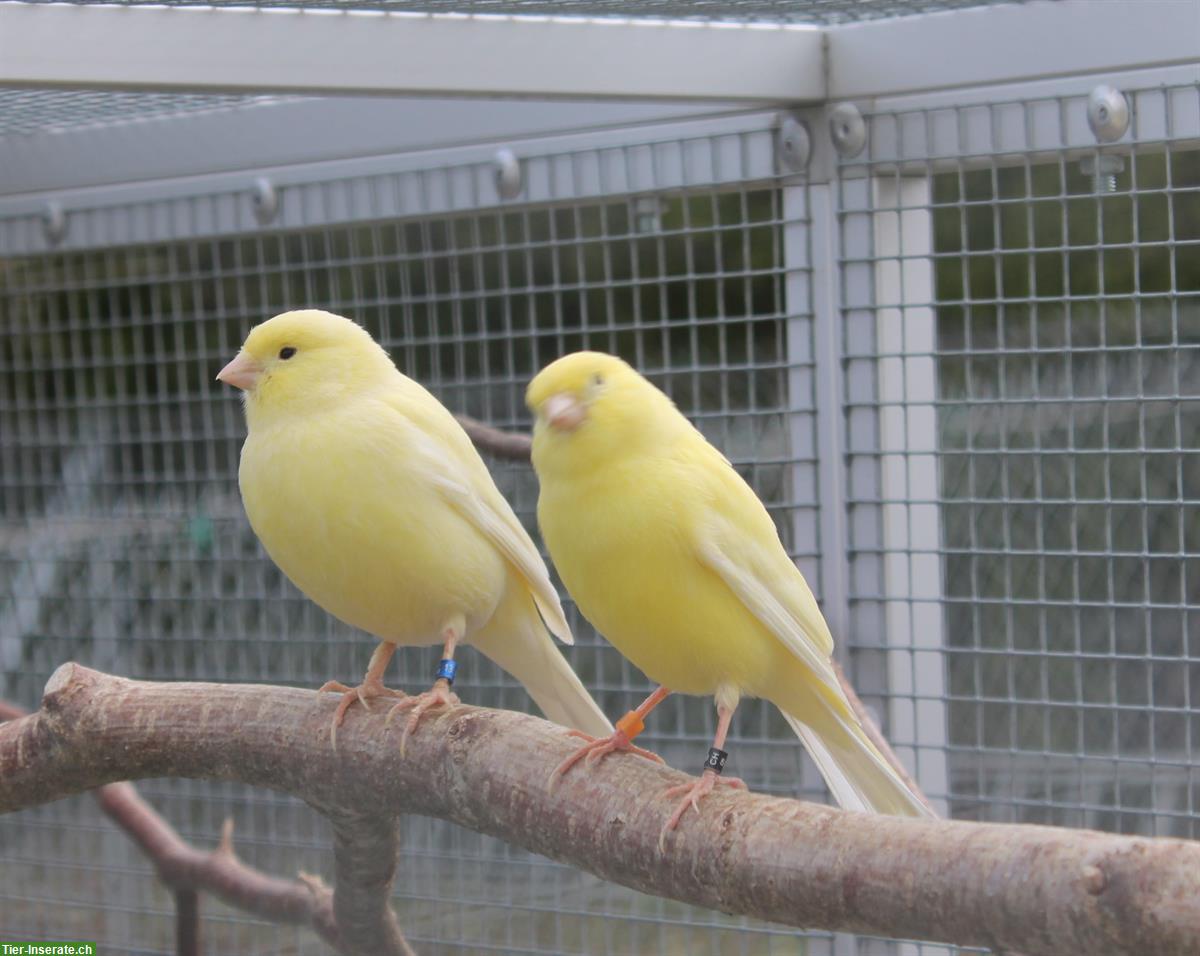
<box><xmin>526</xmin><ymin>351</ymin><xmax>680</xmax><ymax>477</ymax></box>
<box><xmin>217</xmin><ymin>309</ymin><xmax>394</xmax><ymax>423</ymax></box>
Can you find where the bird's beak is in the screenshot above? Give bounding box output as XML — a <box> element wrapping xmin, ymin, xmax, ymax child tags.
<box><xmin>216</xmin><ymin>352</ymin><xmax>263</xmax><ymax>391</ymax></box>
<box><xmin>543</xmin><ymin>393</ymin><xmax>587</xmax><ymax>432</ymax></box>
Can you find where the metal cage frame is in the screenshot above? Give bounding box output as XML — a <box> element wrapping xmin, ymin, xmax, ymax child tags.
<box><xmin>2</xmin><ymin>1</ymin><xmax>1198</xmax><ymax>952</ymax></box>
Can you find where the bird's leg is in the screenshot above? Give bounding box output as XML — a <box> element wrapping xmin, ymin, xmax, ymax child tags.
<box><xmin>659</xmin><ymin>700</ymin><xmax>747</xmax><ymax>848</ymax></box>
<box><xmin>386</xmin><ymin>620</ymin><xmax>463</xmax><ymax>754</ymax></box>
<box><xmin>318</xmin><ymin>642</ymin><xmax>406</xmax><ymax>750</ymax></box>
<box><xmin>550</xmin><ymin>685</ymin><xmax>670</xmax><ymax>785</ymax></box>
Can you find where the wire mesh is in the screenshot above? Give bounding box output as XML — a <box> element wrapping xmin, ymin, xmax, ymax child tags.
<box><xmin>0</xmin><ymin>128</ymin><xmax>863</xmax><ymax>952</ymax></box>
<box><xmin>0</xmin><ymin>89</ymin><xmax>292</xmax><ymax>138</ymax></box>
<box><xmin>838</xmin><ymin>81</ymin><xmax>1200</xmax><ymax>840</ymax></box>
<box><xmin>8</xmin><ymin>0</ymin><xmax>1032</xmax><ymax>24</ymax></box>
<box><xmin>1</xmin><ymin>62</ymin><xmax>1198</xmax><ymax>956</ymax></box>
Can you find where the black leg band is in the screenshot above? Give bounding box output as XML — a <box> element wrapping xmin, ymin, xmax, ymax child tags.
<box><xmin>704</xmin><ymin>747</ymin><xmax>729</xmax><ymax>775</ymax></box>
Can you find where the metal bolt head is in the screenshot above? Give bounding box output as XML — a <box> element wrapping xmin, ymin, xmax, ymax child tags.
<box><xmin>494</xmin><ymin>149</ymin><xmax>522</xmax><ymax>200</ymax></box>
<box><xmin>251</xmin><ymin>177</ymin><xmax>278</xmax><ymax>224</ymax></box>
<box><xmin>1087</xmin><ymin>85</ymin><xmax>1130</xmax><ymax>143</ymax></box>
<box><xmin>829</xmin><ymin>102</ymin><xmax>867</xmax><ymax>159</ymax></box>
<box><xmin>42</xmin><ymin>201</ymin><xmax>67</xmax><ymax>245</ymax></box>
<box><xmin>775</xmin><ymin>114</ymin><xmax>811</xmax><ymax>174</ymax></box>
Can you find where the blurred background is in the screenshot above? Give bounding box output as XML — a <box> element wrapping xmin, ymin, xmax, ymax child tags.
<box><xmin>1</xmin><ymin>0</ymin><xmax>1197</xmax><ymax>952</ymax></box>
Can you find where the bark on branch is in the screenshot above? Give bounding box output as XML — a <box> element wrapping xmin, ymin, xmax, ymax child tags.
<box><xmin>2</xmin><ymin>664</ymin><xmax>1198</xmax><ymax>956</ymax></box>
<box><xmin>0</xmin><ymin>698</ymin><xmax>411</xmax><ymax>956</ymax></box>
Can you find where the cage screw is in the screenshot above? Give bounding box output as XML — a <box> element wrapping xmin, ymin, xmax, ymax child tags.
<box><xmin>1079</xmin><ymin>153</ymin><xmax>1125</xmax><ymax>193</ymax></box>
<box><xmin>42</xmin><ymin>201</ymin><xmax>67</xmax><ymax>245</ymax></box>
<box><xmin>1087</xmin><ymin>85</ymin><xmax>1130</xmax><ymax>143</ymax></box>
<box><xmin>829</xmin><ymin>102</ymin><xmax>867</xmax><ymax>159</ymax></box>
<box><xmin>251</xmin><ymin>177</ymin><xmax>279</xmax><ymax>224</ymax></box>
<box><xmin>775</xmin><ymin>114</ymin><xmax>811</xmax><ymax>173</ymax></box>
<box><xmin>1081</xmin><ymin>86</ymin><xmax>1127</xmax><ymax>191</ymax></box>
<box><xmin>494</xmin><ymin>149</ymin><xmax>523</xmax><ymax>200</ymax></box>
<box><xmin>632</xmin><ymin>196</ymin><xmax>666</xmax><ymax>234</ymax></box>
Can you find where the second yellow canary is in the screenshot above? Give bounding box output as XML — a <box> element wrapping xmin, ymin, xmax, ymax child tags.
<box><xmin>526</xmin><ymin>351</ymin><xmax>934</xmax><ymax>837</ymax></box>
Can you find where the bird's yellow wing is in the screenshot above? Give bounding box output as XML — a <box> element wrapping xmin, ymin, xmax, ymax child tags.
<box><xmin>685</xmin><ymin>441</ymin><xmax>840</xmax><ymax>696</ymax></box>
<box><xmin>697</xmin><ymin>526</ymin><xmax>841</xmax><ymax>698</ymax></box>
<box><xmin>376</xmin><ymin>383</ymin><xmax>573</xmax><ymax>645</ymax></box>
<box><xmin>686</xmin><ymin>444</ymin><xmax>932</xmax><ymax>816</ymax></box>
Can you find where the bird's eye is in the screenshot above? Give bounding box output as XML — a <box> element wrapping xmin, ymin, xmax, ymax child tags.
<box><xmin>279</xmin><ymin>347</ymin><xmax>297</xmax><ymax>360</ymax></box>
<box><xmin>591</xmin><ymin>373</ymin><xmax>605</xmax><ymax>387</ymax></box>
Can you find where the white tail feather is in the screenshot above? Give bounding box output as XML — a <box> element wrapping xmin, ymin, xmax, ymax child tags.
<box><xmin>782</xmin><ymin>701</ymin><xmax>935</xmax><ymax>818</ymax></box>
<box><xmin>472</xmin><ymin>616</ymin><xmax>612</xmax><ymax>738</ymax></box>
<box><xmin>784</xmin><ymin>716</ymin><xmax>875</xmax><ymax>813</ymax></box>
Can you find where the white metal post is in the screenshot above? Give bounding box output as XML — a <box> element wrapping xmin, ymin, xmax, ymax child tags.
<box><xmin>873</xmin><ymin>175</ymin><xmax>951</xmax><ymax>817</ymax></box>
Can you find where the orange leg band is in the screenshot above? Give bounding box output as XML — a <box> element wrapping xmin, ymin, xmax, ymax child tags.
<box><xmin>615</xmin><ymin>710</ymin><xmax>646</xmax><ymax>740</ymax></box>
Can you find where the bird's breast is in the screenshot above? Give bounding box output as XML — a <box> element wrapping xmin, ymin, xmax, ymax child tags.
<box><xmin>538</xmin><ymin>463</ymin><xmax>775</xmax><ymax>696</ymax></box>
<box><xmin>238</xmin><ymin>415</ymin><xmax>506</xmax><ymax>644</ymax></box>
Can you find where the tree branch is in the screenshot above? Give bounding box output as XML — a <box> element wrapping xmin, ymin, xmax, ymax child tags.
<box><xmin>455</xmin><ymin>413</ymin><xmax>937</xmax><ymax>813</ymax></box>
<box><xmin>327</xmin><ymin>809</ymin><xmax>416</xmax><ymax>956</ymax></box>
<box><xmin>0</xmin><ymin>696</ymin><xmax>402</xmax><ymax>955</ymax></box>
<box><xmin>4</xmin><ymin>664</ymin><xmax>1198</xmax><ymax>956</ymax></box>
<box><xmin>455</xmin><ymin>414</ymin><xmax>539</xmax><ymax>461</ymax></box>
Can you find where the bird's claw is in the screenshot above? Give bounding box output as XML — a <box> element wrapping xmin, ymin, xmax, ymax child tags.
<box><xmin>318</xmin><ymin>680</ymin><xmax>355</xmax><ymax>696</ymax></box>
<box><xmin>658</xmin><ymin>770</ymin><xmax>747</xmax><ymax>850</ymax></box>
<box><xmin>318</xmin><ymin>678</ymin><xmax>407</xmax><ymax>751</ymax></box>
<box><xmin>550</xmin><ymin>728</ymin><xmax>664</xmax><ymax>787</ymax></box>
<box><xmin>385</xmin><ymin>680</ymin><xmax>460</xmax><ymax>755</ymax></box>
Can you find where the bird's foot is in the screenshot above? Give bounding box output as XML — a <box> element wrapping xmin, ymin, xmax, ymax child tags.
<box><xmin>385</xmin><ymin>680</ymin><xmax>460</xmax><ymax>755</ymax></box>
<box><xmin>318</xmin><ymin>677</ymin><xmax>407</xmax><ymax>750</ymax></box>
<box><xmin>549</xmin><ymin>728</ymin><xmax>664</xmax><ymax>786</ymax></box>
<box><xmin>658</xmin><ymin>770</ymin><xmax>747</xmax><ymax>849</ymax></box>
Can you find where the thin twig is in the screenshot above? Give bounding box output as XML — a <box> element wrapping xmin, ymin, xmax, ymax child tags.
<box><xmin>830</xmin><ymin>660</ymin><xmax>938</xmax><ymax>815</ymax></box>
<box><xmin>455</xmin><ymin>414</ymin><xmax>537</xmax><ymax>461</ymax></box>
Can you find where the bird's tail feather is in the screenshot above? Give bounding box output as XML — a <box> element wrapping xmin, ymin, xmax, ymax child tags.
<box><xmin>472</xmin><ymin>601</ymin><xmax>612</xmax><ymax>738</ymax></box>
<box><xmin>781</xmin><ymin>691</ymin><xmax>935</xmax><ymax>818</ymax></box>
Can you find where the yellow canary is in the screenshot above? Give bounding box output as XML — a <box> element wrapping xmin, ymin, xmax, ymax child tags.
<box><xmin>217</xmin><ymin>310</ymin><xmax>610</xmax><ymax>748</ymax></box>
<box><xmin>527</xmin><ymin>351</ymin><xmax>933</xmax><ymax>837</ymax></box>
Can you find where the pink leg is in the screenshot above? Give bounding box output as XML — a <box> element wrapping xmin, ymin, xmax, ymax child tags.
<box><xmin>550</xmin><ymin>686</ymin><xmax>670</xmax><ymax>786</ymax></box>
<box><xmin>659</xmin><ymin>701</ymin><xmax>747</xmax><ymax>848</ymax></box>
<box><xmin>386</xmin><ymin>626</ymin><xmax>462</xmax><ymax>754</ymax></box>
<box><xmin>318</xmin><ymin>642</ymin><xmax>405</xmax><ymax>750</ymax></box>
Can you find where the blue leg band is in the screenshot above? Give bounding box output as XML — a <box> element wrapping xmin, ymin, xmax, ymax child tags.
<box><xmin>436</xmin><ymin>659</ymin><xmax>458</xmax><ymax>685</ymax></box>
